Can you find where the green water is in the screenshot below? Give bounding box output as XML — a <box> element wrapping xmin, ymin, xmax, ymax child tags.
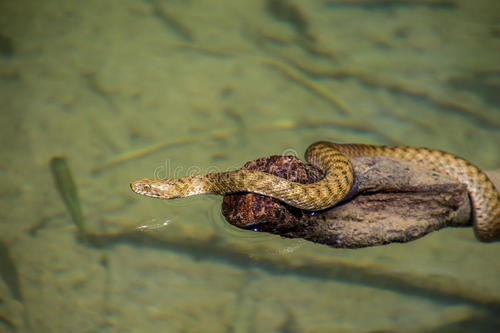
<box><xmin>1</xmin><ymin>0</ymin><xmax>499</xmax><ymax>332</ymax></box>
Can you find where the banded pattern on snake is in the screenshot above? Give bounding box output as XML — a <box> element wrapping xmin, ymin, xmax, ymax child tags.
<box><xmin>130</xmin><ymin>142</ymin><xmax>500</xmax><ymax>242</ymax></box>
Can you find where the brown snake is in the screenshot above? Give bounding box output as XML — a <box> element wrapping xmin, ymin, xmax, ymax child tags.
<box><xmin>130</xmin><ymin>142</ymin><xmax>500</xmax><ymax>242</ymax></box>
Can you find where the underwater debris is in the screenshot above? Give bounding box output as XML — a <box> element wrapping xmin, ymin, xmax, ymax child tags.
<box><xmin>276</xmin><ymin>56</ymin><xmax>500</xmax><ymax>129</ymax></box>
<box><xmin>0</xmin><ymin>240</ymin><xmax>22</xmax><ymax>302</ymax></box>
<box><xmin>266</xmin><ymin>0</ymin><xmax>313</xmax><ymax>40</ymax></box>
<box><xmin>0</xmin><ymin>33</ymin><xmax>15</xmax><ymax>57</ymax></box>
<box><xmin>153</xmin><ymin>1</ymin><xmax>193</xmax><ymax>41</ymax></box>
<box><xmin>324</xmin><ymin>0</ymin><xmax>457</xmax><ymax>10</ymax></box>
<box><xmin>91</xmin><ymin>137</ymin><xmax>196</xmax><ymax>173</ymax></box>
<box><xmin>261</xmin><ymin>59</ymin><xmax>352</xmax><ymax>115</ymax></box>
<box><xmin>50</xmin><ymin>156</ymin><xmax>86</xmax><ymax>241</ymax></box>
<box><xmin>0</xmin><ymin>313</ymin><xmax>16</xmax><ymax>332</ymax></box>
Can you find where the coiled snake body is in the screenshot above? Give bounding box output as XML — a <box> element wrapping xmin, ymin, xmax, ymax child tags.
<box><xmin>130</xmin><ymin>142</ymin><xmax>500</xmax><ymax>242</ymax></box>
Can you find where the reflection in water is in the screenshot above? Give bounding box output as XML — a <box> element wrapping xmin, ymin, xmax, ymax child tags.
<box><xmin>136</xmin><ymin>218</ymin><xmax>172</xmax><ymax>231</ymax></box>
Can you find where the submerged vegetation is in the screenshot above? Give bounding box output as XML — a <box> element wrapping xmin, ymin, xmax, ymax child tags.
<box><xmin>50</xmin><ymin>156</ymin><xmax>87</xmax><ymax>242</ymax></box>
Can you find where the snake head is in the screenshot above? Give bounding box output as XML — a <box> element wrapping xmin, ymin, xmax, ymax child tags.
<box><xmin>130</xmin><ymin>178</ymin><xmax>174</xmax><ymax>198</ymax></box>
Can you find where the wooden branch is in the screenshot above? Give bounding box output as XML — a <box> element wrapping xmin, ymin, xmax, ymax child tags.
<box><xmin>221</xmin><ymin>155</ymin><xmax>483</xmax><ymax>248</ymax></box>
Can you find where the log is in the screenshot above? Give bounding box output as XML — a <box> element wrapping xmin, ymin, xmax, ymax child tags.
<box><xmin>221</xmin><ymin>155</ymin><xmax>479</xmax><ymax>248</ymax></box>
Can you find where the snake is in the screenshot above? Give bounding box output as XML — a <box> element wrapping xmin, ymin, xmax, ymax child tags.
<box><xmin>130</xmin><ymin>141</ymin><xmax>500</xmax><ymax>242</ymax></box>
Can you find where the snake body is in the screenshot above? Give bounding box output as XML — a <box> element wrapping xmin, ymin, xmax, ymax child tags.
<box><xmin>130</xmin><ymin>142</ymin><xmax>500</xmax><ymax>242</ymax></box>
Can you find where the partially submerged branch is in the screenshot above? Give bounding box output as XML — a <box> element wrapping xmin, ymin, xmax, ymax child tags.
<box><xmin>222</xmin><ymin>155</ymin><xmax>479</xmax><ymax>248</ymax></box>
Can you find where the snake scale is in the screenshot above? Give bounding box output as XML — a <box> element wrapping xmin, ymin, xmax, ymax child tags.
<box><xmin>130</xmin><ymin>142</ymin><xmax>500</xmax><ymax>242</ymax></box>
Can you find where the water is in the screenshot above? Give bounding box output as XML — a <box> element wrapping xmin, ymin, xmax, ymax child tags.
<box><xmin>0</xmin><ymin>0</ymin><xmax>499</xmax><ymax>331</ymax></box>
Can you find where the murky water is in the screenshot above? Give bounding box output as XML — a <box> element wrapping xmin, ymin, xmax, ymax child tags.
<box><xmin>1</xmin><ymin>0</ymin><xmax>499</xmax><ymax>332</ymax></box>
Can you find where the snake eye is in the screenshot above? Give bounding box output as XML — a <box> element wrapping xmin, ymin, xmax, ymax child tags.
<box><xmin>143</xmin><ymin>184</ymin><xmax>151</xmax><ymax>191</ymax></box>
